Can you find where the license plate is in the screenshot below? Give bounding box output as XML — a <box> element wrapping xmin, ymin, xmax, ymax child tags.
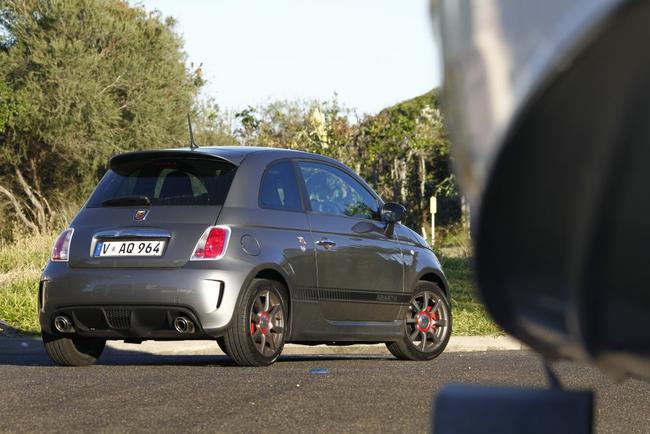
<box><xmin>94</xmin><ymin>240</ymin><xmax>166</xmax><ymax>257</ymax></box>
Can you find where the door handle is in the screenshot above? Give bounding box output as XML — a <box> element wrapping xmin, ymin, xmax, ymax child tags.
<box><xmin>315</xmin><ymin>239</ymin><xmax>336</xmax><ymax>249</ymax></box>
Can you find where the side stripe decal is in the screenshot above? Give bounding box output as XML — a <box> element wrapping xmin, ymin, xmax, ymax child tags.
<box><xmin>294</xmin><ymin>287</ymin><xmax>410</xmax><ymax>305</ymax></box>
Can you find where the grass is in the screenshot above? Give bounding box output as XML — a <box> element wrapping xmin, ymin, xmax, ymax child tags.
<box><xmin>0</xmin><ymin>232</ymin><xmax>55</xmax><ymax>334</ymax></box>
<box><xmin>436</xmin><ymin>224</ymin><xmax>502</xmax><ymax>336</ymax></box>
<box><xmin>0</xmin><ymin>226</ymin><xmax>501</xmax><ymax>336</ymax></box>
<box><xmin>440</xmin><ymin>256</ymin><xmax>502</xmax><ymax>335</ymax></box>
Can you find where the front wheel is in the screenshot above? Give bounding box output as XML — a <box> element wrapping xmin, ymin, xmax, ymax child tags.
<box><xmin>386</xmin><ymin>281</ymin><xmax>451</xmax><ymax>361</ymax></box>
<box><xmin>222</xmin><ymin>278</ymin><xmax>288</xmax><ymax>366</ymax></box>
<box><xmin>42</xmin><ymin>332</ymin><xmax>106</xmax><ymax>366</ymax></box>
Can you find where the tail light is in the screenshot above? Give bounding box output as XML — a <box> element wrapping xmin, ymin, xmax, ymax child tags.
<box><xmin>191</xmin><ymin>226</ymin><xmax>230</xmax><ymax>260</ymax></box>
<box><xmin>51</xmin><ymin>228</ymin><xmax>74</xmax><ymax>262</ymax></box>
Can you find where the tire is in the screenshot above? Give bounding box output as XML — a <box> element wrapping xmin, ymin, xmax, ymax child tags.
<box><xmin>42</xmin><ymin>332</ymin><xmax>106</xmax><ymax>366</ymax></box>
<box><xmin>222</xmin><ymin>278</ymin><xmax>288</xmax><ymax>367</ymax></box>
<box><xmin>216</xmin><ymin>337</ymin><xmax>230</xmax><ymax>357</ymax></box>
<box><xmin>386</xmin><ymin>281</ymin><xmax>452</xmax><ymax>361</ymax></box>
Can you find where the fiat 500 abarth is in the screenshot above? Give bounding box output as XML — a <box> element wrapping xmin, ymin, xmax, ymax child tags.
<box><xmin>40</xmin><ymin>146</ymin><xmax>452</xmax><ymax>366</ymax></box>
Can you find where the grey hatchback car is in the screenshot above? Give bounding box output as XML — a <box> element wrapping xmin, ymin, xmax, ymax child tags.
<box><xmin>40</xmin><ymin>146</ymin><xmax>451</xmax><ymax>366</ymax></box>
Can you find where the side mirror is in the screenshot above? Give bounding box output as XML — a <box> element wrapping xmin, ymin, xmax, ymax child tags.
<box><xmin>381</xmin><ymin>202</ymin><xmax>406</xmax><ymax>224</ymax></box>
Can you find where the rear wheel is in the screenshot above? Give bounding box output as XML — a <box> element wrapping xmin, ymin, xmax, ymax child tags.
<box><xmin>42</xmin><ymin>332</ymin><xmax>106</xmax><ymax>366</ymax></box>
<box><xmin>387</xmin><ymin>281</ymin><xmax>451</xmax><ymax>361</ymax></box>
<box><xmin>223</xmin><ymin>278</ymin><xmax>288</xmax><ymax>366</ymax></box>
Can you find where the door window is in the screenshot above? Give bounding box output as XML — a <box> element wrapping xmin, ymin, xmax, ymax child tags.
<box><xmin>259</xmin><ymin>161</ymin><xmax>303</xmax><ymax>211</ymax></box>
<box><xmin>298</xmin><ymin>161</ymin><xmax>378</xmax><ymax>219</ymax></box>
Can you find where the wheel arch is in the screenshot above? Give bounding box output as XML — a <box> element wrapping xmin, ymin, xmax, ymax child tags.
<box><xmin>417</xmin><ymin>269</ymin><xmax>450</xmax><ymax>299</ymax></box>
<box><xmin>242</xmin><ymin>263</ymin><xmax>295</xmax><ymax>339</ymax></box>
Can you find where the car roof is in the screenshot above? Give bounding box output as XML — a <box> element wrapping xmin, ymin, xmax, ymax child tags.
<box><xmin>110</xmin><ymin>146</ymin><xmax>328</xmax><ymax>167</ymax></box>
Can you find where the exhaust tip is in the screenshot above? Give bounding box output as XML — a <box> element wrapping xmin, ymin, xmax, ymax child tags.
<box><xmin>173</xmin><ymin>316</ymin><xmax>195</xmax><ymax>334</ymax></box>
<box><xmin>54</xmin><ymin>315</ymin><xmax>74</xmax><ymax>333</ymax></box>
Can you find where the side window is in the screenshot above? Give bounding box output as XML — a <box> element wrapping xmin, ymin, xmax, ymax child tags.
<box><xmin>298</xmin><ymin>161</ymin><xmax>378</xmax><ymax>219</ymax></box>
<box><xmin>259</xmin><ymin>161</ymin><xmax>303</xmax><ymax>211</ymax></box>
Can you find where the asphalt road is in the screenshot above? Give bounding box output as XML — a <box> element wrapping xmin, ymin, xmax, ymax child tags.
<box><xmin>1</xmin><ymin>349</ymin><xmax>648</xmax><ymax>433</ymax></box>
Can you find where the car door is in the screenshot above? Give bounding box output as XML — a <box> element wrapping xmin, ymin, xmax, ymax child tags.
<box><xmin>297</xmin><ymin>160</ymin><xmax>405</xmax><ymax>322</ymax></box>
<box><xmin>255</xmin><ymin>159</ymin><xmax>317</xmax><ymax>293</ymax></box>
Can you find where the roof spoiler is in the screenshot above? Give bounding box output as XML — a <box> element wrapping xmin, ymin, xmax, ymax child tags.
<box><xmin>109</xmin><ymin>149</ymin><xmax>239</xmax><ymax>169</ymax></box>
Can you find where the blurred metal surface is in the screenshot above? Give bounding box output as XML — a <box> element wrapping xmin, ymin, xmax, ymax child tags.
<box><xmin>433</xmin><ymin>0</ymin><xmax>650</xmax><ymax>379</ymax></box>
<box><xmin>433</xmin><ymin>0</ymin><xmax>620</xmax><ymax>208</ymax></box>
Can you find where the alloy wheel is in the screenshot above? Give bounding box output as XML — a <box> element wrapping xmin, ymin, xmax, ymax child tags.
<box><xmin>249</xmin><ymin>289</ymin><xmax>285</xmax><ymax>357</ymax></box>
<box><xmin>405</xmin><ymin>290</ymin><xmax>449</xmax><ymax>352</ymax></box>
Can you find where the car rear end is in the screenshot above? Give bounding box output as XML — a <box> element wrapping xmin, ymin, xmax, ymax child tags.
<box><xmin>39</xmin><ymin>150</ymin><xmax>246</xmax><ymax>341</ymax></box>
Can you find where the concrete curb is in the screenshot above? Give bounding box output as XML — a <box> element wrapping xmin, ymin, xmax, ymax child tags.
<box><xmin>0</xmin><ymin>335</ymin><xmax>525</xmax><ymax>357</ymax></box>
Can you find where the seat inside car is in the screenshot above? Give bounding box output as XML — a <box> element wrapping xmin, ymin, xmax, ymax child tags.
<box><xmin>261</xmin><ymin>168</ymin><xmax>301</xmax><ymax>210</ymax></box>
<box><xmin>159</xmin><ymin>171</ymin><xmax>193</xmax><ymax>199</ymax></box>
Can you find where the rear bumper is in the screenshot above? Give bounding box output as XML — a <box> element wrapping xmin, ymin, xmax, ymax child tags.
<box><xmin>39</xmin><ymin>262</ymin><xmax>249</xmax><ymax>338</ymax></box>
<box><xmin>43</xmin><ymin>305</ymin><xmax>205</xmax><ymax>339</ymax></box>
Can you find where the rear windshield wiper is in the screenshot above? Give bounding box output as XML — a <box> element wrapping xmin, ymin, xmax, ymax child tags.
<box><xmin>101</xmin><ymin>195</ymin><xmax>151</xmax><ymax>207</ymax></box>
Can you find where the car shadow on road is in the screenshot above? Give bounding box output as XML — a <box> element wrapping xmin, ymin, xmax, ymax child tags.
<box><xmin>0</xmin><ymin>338</ymin><xmax>393</xmax><ymax>367</ymax></box>
<box><xmin>100</xmin><ymin>353</ymin><xmax>392</xmax><ymax>366</ymax></box>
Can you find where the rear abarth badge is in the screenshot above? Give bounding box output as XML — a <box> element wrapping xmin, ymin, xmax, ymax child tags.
<box><xmin>134</xmin><ymin>209</ymin><xmax>149</xmax><ymax>221</ymax></box>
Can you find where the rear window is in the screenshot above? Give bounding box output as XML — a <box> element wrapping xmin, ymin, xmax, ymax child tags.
<box><xmin>86</xmin><ymin>157</ymin><xmax>236</xmax><ymax>207</ymax></box>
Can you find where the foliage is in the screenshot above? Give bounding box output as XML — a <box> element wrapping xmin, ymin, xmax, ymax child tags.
<box><xmin>356</xmin><ymin>90</ymin><xmax>458</xmax><ymax>234</ymax></box>
<box><xmin>191</xmin><ymin>97</ymin><xmax>237</xmax><ymax>146</ymax></box>
<box><xmin>437</xmin><ymin>225</ymin><xmax>502</xmax><ymax>335</ymax></box>
<box><xmin>0</xmin><ymin>0</ymin><xmax>201</xmax><ymax>235</ymax></box>
<box><xmin>0</xmin><ymin>231</ymin><xmax>55</xmax><ymax>333</ymax></box>
<box><xmin>0</xmin><ymin>0</ymin><xmax>459</xmax><ymax>238</ymax></box>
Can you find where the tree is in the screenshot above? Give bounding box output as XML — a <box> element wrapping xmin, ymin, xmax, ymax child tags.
<box><xmin>191</xmin><ymin>98</ymin><xmax>237</xmax><ymax>146</ymax></box>
<box><xmin>0</xmin><ymin>0</ymin><xmax>201</xmax><ymax>234</ymax></box>
<box><xmin>356</xmin><ymin>90</ymin><xmax>457</xmax><ymax>235</ymax></box>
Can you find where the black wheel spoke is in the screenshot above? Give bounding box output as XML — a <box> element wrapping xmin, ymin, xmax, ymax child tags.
<box><xmin>253</xmin><ymin>297</ymin><xmax>263</xmax><ymax>313</ymax></box>
<box><xmin>258</xmin><ymin>333</ymin><xmax>266</xmax><ymax>353</ymax></box>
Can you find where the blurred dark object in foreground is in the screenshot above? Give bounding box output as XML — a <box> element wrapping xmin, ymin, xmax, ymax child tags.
<box><xmin>433</xmin><ymin>0</ymin><xmax>650</xmax><ymax>380</ymax></box>
<box><xmin>434</xmin><ymin>384</ymin><xmax>593</xmax><ymax>434</ymax></box>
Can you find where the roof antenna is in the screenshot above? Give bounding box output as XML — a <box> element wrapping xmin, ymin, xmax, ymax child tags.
<box><xmin>187</xmin><ymin>113</ymin><xmax>199</xmax><ymax>150</ymax></box>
